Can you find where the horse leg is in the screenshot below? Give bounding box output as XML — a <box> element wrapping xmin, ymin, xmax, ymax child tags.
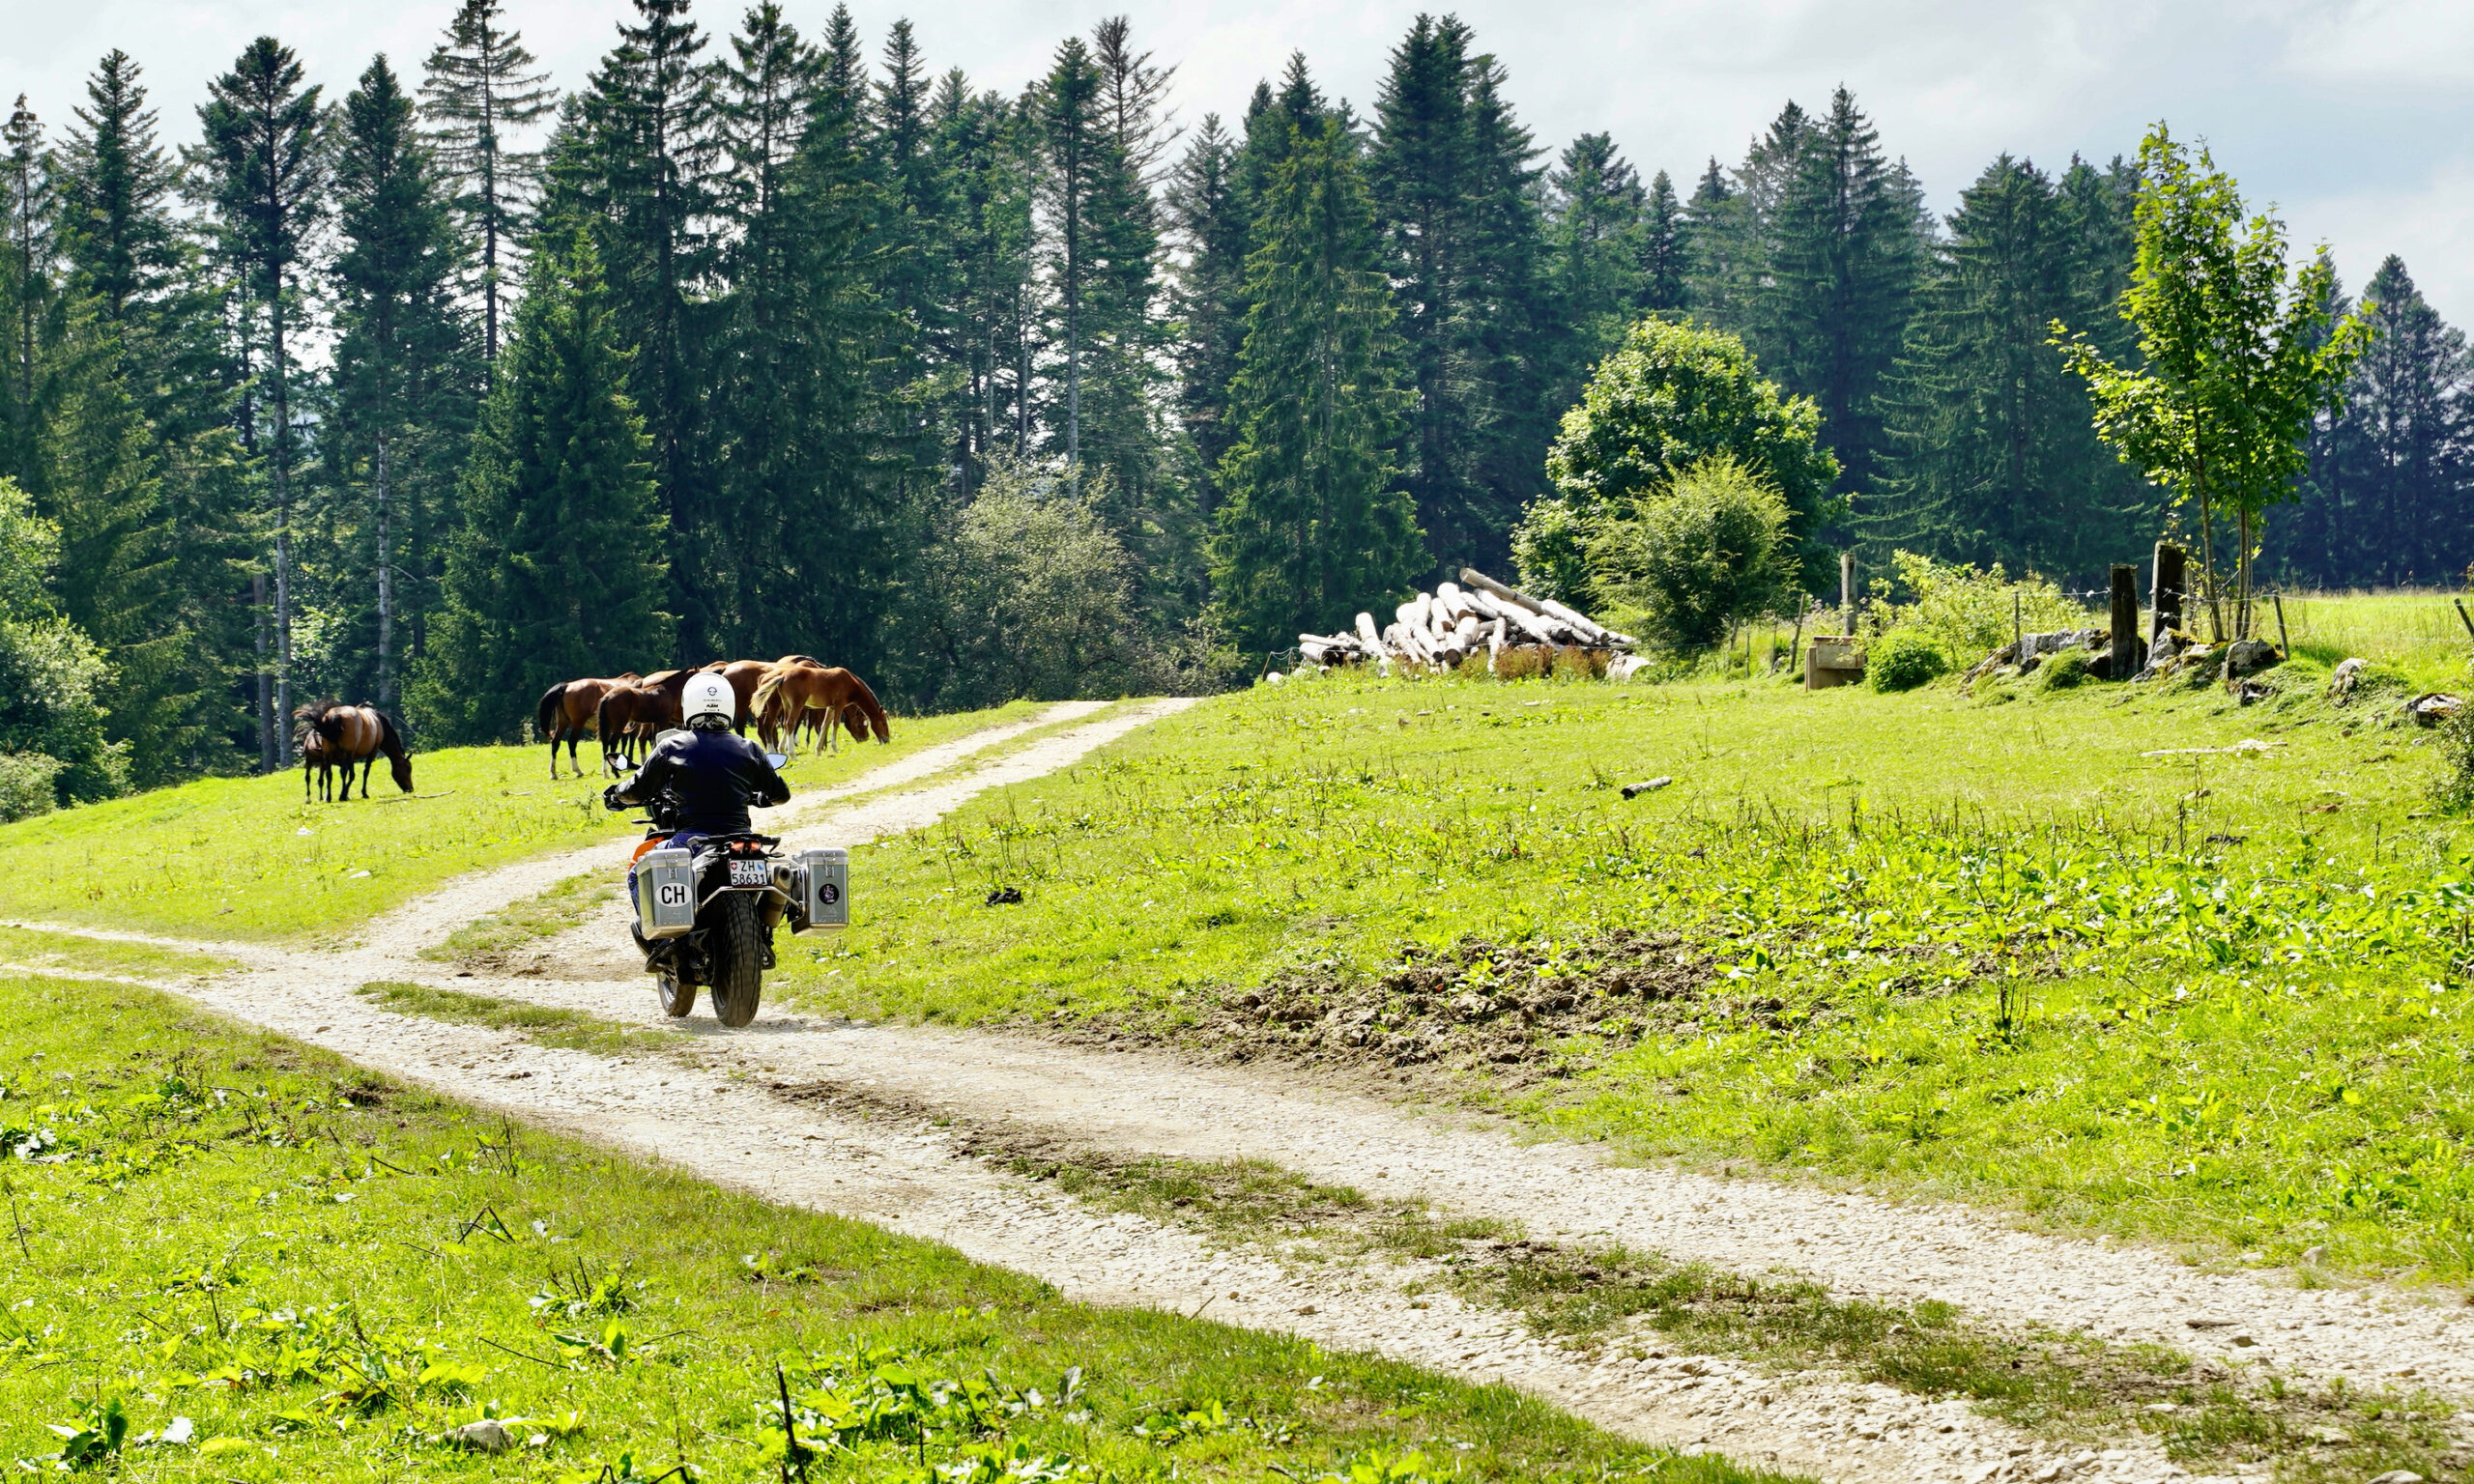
<box><xmin>549</xmin><ymin>723</ymin><xmax>562</xmax><ymax>780</ymax></box>
<box><xmin>360</xmin><ymin>756</ymin><xmax>375</xmax><ymax>799</ymax></box>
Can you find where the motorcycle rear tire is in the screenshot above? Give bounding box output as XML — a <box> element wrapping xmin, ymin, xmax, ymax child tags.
<box><xmin>709</xmin><ymin>892</ymin><xmax>764</xmax><ymax>1029</ymax></box>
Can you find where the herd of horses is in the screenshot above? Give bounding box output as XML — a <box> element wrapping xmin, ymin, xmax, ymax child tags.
<box><xmin>287</xmin><ymin>657</ymin><xmax>888</xmax><ymax>803</ymax></box>
<box><xmin>536</xmin><ymin>657</ymin><xmax>890</xmax><ymax>779</ymax></box>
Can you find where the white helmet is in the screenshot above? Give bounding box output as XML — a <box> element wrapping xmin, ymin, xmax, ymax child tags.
<box><xmin>683</xmin><ymin>671</ymin><xmax>734</xmax><ymax>728</ymax></box>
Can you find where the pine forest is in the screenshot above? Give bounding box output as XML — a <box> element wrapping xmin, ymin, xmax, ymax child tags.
<box><xmin>1</xmin><ymin>1</ymin><xmax>2466</xmax><ymax>802</ymax></box>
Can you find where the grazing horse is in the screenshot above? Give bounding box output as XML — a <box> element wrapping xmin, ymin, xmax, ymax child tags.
<box><xmin>594</xmin><ymin>669</ymin><xmax>690</xmax><ymax>772</ymax></box>
<box><xmin>534</xmin><ymin>672</ymin><xmax>641</xmax><ymax>779</ymax></box>
<box><xmin>299</xmin><ymin>727</ymin><xmax>336</xmax><ymax>802</ymax></box>
<box><xmin>750</xmin><ymin>663</ymin><xmax>891</xmax><ymax>757</ymax></box>
<box><xmin>295</xmin><ymin>700</ymin><xmax>414</xmax><ymax>801</ymax></box>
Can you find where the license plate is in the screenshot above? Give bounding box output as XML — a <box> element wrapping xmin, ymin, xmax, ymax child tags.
<box><xmin>728</xmin><ymin>859</ymin><xmax>769</xmax><ymax>887</ymax></box>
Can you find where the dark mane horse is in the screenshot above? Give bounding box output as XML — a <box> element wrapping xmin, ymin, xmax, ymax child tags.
<box><xmin>294</xmin><ymin>700</ymin><xmax>415</xmax><ymax>801</ymax></box>
<box><xmin>593</xmin><ymin>669</ymin><xmax>691</xmax><ymax>773</ymax></box>
<box><xmin>535</xmin><ymin>671</ymin><xmax>641</xmax><ymax>779</ymax></box>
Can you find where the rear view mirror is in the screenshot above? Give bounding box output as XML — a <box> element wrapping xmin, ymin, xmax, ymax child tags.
<box><xmin>764</xmin><ymin>753</ymin><xmax>790</xmax><ymax>770</ymax></box>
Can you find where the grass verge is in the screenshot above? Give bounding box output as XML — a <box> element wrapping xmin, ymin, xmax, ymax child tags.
<box><xmin>0</xmin><ymin>973</ymin><xmax>1779</xmax><ymax>1483</ymax></box>
<box><xmin>0</xmin><ymin>925</ymin><xmax>235</xmax><ymax>981</ymax></box>
<box><xmin>0</xmin><ymin>702</ymin><xmax>1040</xmax><ymax>943</ymax></box>
<box><xmin>766</xmin><ymin>667</ymin><xmax>2474</xmax><ymax>1282</ymax></box>
<box><xmin>418</xmin><ymin>874</ymin><xmax>618</xmax><ymax>966</ymax></box>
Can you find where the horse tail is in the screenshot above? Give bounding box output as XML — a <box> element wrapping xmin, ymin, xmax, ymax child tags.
<box><xmin>536</xmin><ymin>682</ymin><xmax>565</xmax><ymax>738</ymax></box>
<box><xmin>847</xmin><ymin>674</ymin><xmax>891</xmax><ymax>742</ymax></box>
<box><xmin>750</xmin><ymin>667</ymin><xmax>790</xmax><ymax>723</ymax></box>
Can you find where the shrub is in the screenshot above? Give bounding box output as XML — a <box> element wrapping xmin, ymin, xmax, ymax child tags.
<box><xmin>1506</xmin><ymin>496</ymin><xmax>1590</xmax><ymax>605</ymax></box>
<box><xmin>1867</xmin><ymin>629</ymin><xmax>1948</xmax><ymax>692</ymax></box>
<box><xmin>1584</xmin><ymin>456</ymin><xmax>1794</xmax><ymax>652</ymax></box>
<box><xmin>0</xmin><ymin>751</ymin><xmax>63</xmax><ymax>821</ymax></box>
<box><xmin>1874</xmin><ymin>551</ymin><xmax>2088</xmax><ymax>665</ymax></box>
<box><xmin>2036</xmin><ymin>648</ymin><xmax>2089</xmax><ymax>690</ymax></box>
<box><xmin>2436</xmin><ymin>705</ymin><xmax>2474</xmax><ymax>814</ymax></box>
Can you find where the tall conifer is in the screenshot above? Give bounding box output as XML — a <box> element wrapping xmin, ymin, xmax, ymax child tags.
<box><xmin>421</xmin><ymin>0</ymin><xmax>557</xmax><ymax>374</ymax></box>
<box><xmin>1210</xmin><ymin>120</ymin><xmax>1420</xmax><ymax>650</ymax></box>
<box><xmin>413</xmin><ymin>238</ymin><xmax>667</xmax><ymax>741</ymax></box>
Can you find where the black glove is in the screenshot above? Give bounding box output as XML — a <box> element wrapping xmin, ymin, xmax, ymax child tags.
<box><xmin>602</xmin><ymin>783</ymin><xmax>627</xmax><ymax>812</ymax></box>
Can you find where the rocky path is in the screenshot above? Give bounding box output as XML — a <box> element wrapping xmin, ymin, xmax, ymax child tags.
<box><xmin>14</xmin><ymin>697</ymin><xmax>2467</xmax><ymax>1484</ymax></box>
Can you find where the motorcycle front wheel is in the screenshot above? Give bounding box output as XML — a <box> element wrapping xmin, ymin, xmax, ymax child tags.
<box><xmin>708</xmin><ymin>892</ymin><xmax>765</xmax><ymax>1028</ymax></box>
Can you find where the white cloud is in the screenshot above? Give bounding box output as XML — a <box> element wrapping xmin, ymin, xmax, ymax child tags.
<box><xmin>2286</xmin><ymin>0</ymin><xmax>2474</xmax><ymax>85</ymax></box>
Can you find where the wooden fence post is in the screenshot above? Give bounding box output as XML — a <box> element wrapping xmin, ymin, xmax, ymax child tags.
<box><xmin>1839</xmin><ymin>552</ymin><xmax>1856</xmax><ymax>636</ymax></box>
<box><xmin>2149</xmin><ymin>542</ymin><xmax>2186</xmax><ymax>649</ymax></box>
<box><xmin>2110</xmin><ymin>565</ymin><xmax>2138</xmax><ymax>679</ymax></box>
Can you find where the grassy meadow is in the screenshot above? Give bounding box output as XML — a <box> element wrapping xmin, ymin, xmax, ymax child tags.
<box><xmin>0</xmin><ymin>701</ymin><xmax>1040</xmax><ymax>942</ymax></box>
<box><xmin>775</xmin><ymin>646</ymin><xmax>2474</xmax><ymax>1282</ymax></box>
<box><xmin>0</xmin><ymin>973</ymin><xmax>1765</xmax><ymax>1483</ymax></box>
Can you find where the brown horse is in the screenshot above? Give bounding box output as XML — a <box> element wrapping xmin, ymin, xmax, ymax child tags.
<box><xmin>299</xmin><ymin>727</ymin><xmax>335</xmax><ymax>802</ymax></box>
<box><xmin>750</xmin><ymin>663</ymin><xmax>890</xmax><ymax>756</ymax></box>
<box><xmin>295</xmin><ymin>700</ymin><xmax>414</xmax><ymax>801</ymax></box>
<box><xmin>534</xmin><ymin>672</ymin><xmax>641</xmax><ymax>779</ymax></box>
<box><xmin>594</xmin><ymin>669</ymin><xmax>690</xmax><ymax>772</ymax></box>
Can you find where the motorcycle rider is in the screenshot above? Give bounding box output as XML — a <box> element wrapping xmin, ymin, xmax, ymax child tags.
<box><xmin>606</xmin><ymin>671</ymin><xmax>791</xmax><ymax>959</ymax></box>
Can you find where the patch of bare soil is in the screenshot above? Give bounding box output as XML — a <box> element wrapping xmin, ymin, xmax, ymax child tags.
<box><xmin>1070</xmin><ymin>928</ymin><xmax>1743</xmax><ymax>1090</ymax></box>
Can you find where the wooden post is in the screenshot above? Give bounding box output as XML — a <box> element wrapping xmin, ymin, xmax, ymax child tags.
<box><xmin>2273</xmin><ymin>594</ymin><xmax>2290</xmax><ymax>658</ymax></box>
<box><xmin>2012</xmin><ymin>592</ymin><xmax>2023</xmax><ymax>656</ymax></box>
<box><xmin>1787</xmin><ymin>610</ymin><xmax>1804</xmax><ymax>676</ymax></box>
<box><xmin>1840</xmin><ymin>552</ymin><xmax>1856</xmax><ymax>635</ymax></box>
<box><xmin>2109</xmin><ymin>565</ymin><xmax>2138</xmax><ymax>679</ymax></box>
<box><xmin>2455</xmin><ymin>597</ymin><xmax>2474</xmax><ymax>643</ymax></box>
<box><xmin>2149</xmin><ymin>542</ymin><xmax>2186</xmax><ymax>648</ymax></box>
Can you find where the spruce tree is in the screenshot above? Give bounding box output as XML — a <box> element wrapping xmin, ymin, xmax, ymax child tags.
<box><xmin>1210</xmin><ymin>120</ymin><xmax>1421</xmax><ymax>651</ymax></box>
<box><xmin>1872</xmin><ymin>153</ymin><xmax>2154</xmax><ymax>579</ymax></box>
<box><xmin>1761</xmin><ymin>87</ymin><xmax>1925</xmax><ymax>504</ymax></box>
<box><xmin>1366</xmin><ymin>16</ymin><xmax>1552</xmax><ymax>572</ymax></box>
<box><xmin>1</xmin><ymin>98</ymin><xmax>56</xmax><ymax>468</ymax></box>
<box><xmin>331</xmin><ymin>53</ymin><xmax>478</xmax><ymax>706</ymax></box>
<box><xmin>27</xmin><ymin>302</ymin><xmax>193</xmax><ymax>784</ymax></box>
<box><xmin>57</xmin><ymin>54</ymin><xmax>178</xmax><ymax>324</ymax></box>
<box><xmin>931</xmin><ymin>71</ymin><xmax>1037</xmax><ymax>470</ymax></box>
<box><xmin>1168</xmin><ymin>114</ymin><xmax>1247</xmax><ymax>504</ymax></box>
<box><xmin>705</xmin><ymin>2</ymin><xmax>894</xmax><ymax>663</ymax></box>
<box><xmin>420</xmin><ymin>0</ymin><xmax>557</xmax><ymax>374</ymax></box>
<box><xmin>1638</xmin><ymin>169</ymin><xmax>1688</xmax><ymax>313</ymax></box>
<box><xmin>1545</xmin><ymin>131</ymin><xmax>1646</xmax><ymax>391</ymax></box>
<box><xmin>412</xmin><ymin>238</ymin><xmax>667</xmax><ymax>742</ymax></box>
<box><xmin>1684</xmin><ymin>104</ymin><xmax>1808</xmax><ymax>335</ymax></box>
<box><xmin>2272</xmin><ymin>257</ymin><xmax>2472</xmax><ymax>585</ymax></box>
<box><xmin>555</xmin><ymin>0</ymin><xmax>719</xmax><ymax>648</ymax></box>
<box><xmin>196</xmin><ymin>37</ymin><xmax>327</xmax><ymax>761</ymax></box>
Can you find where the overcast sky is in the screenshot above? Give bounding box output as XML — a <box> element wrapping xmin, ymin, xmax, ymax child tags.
<box><xmin>7</xmin><ymin>0</ymin><xmax>2471</xmax><ymax>322</ymax></box>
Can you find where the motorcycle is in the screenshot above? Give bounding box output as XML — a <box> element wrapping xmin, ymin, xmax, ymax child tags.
<box><xmin>608</xmin><ymin>749</ymin><xmax>847</xmax><ymax>1027</ymax></box>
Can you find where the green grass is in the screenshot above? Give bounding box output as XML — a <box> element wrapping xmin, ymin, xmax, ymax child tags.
<box><xmin>2272</xmin><ymin>589</ymin><xmax>2474</xmax><ymax>692</ymax></box>
<box><xmin>0</xmin><ymin>974</ymin><xmax>1780</xmax><ymax>1484</ymax></box>
<box><xmin>0</xmin><ymin>926</ymin><xmax>234</xmax><ymax>980</ymax></box>
<box><xmin>773</xmin><ymin>664</ymin><xmax>2474</xmax><ymax>1281</ymax></box>
<box><xmin>420</xmin><ymin>874</ymin><xmax>618</xmax><ymax>965</ymax></box>
<box><xmin>0</xmin><ymin>703</ymin><xmax>1039</xmax><ymax>943</ymax></box>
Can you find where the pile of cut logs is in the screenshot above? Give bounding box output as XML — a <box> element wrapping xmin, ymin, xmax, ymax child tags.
<box><xmin>1295</xmin><ymin>567</ymin><xmax>1635</xmax><ymax>671</ymax></box>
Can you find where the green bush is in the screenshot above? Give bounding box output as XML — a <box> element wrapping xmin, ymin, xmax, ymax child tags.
<box><xmin>1584</xmin><ymin>457</ymin><xmax>1793</xmax><ymax>652</ymax></box>
<box><xmin>1525</xmin><ymin>318</ymin><xmax>1840</xmax><ymax>604</ymax></box>
<box><xmin>2436</xmin><ymin>704</ymin><xmax>2474</xmax><ymax>813</ymax></box>
<box><xmin>1875</xmin><ymin>551</ymin><xmax>2089</xmax><ymax>666</ymax></box>
<box><xmin>0</xmin><ymin>752</ymin><xmax>62</xmax><ymax>821</ymax></box>
<box><xmin>2036</xmin><ymin>648</ymin><xmax>2089</xmax><ymax>690</ymax></box>
<box><xmin>1507</xmin><ymin>496</ymin><xmax>1592</xmax><ymax>605</ymax></box>
<box><xmin>1867</xmin><ymin>629</ymin><xmax>1948</xmax><ymax>692</ymax></box>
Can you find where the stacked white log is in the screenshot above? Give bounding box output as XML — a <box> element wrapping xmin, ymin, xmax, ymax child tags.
<box><xmin>1292</xmin><ymin>568</ymin><xmax>1635</xmax><ymax>672</ymax></box>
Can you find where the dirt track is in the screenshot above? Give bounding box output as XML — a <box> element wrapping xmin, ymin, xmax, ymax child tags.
<box><xmin>16</xmin><ymin>698</ymin><xmax>2471</xmax><ymax>1484</ymax></box>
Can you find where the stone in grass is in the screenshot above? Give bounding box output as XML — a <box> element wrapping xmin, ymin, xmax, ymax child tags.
<box><xmin>2366</xmin><ymin>1472</ymin><xmax>2423</xmax><ymax>1484</ymax></box>
<box><xmin>449</xmin><ymin>1420</ymin><xmax>513</xmax><ymax>1454</ymax></box>
<box><xmin>2328</xmin><ymin>657</ymin><xmax>2370</xmax><ymax>700</ymax></box>
<box><xmin>2223</xmin><ymin>637</ymin><xmax>2282</xmax><ymax>678</ymax></box>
